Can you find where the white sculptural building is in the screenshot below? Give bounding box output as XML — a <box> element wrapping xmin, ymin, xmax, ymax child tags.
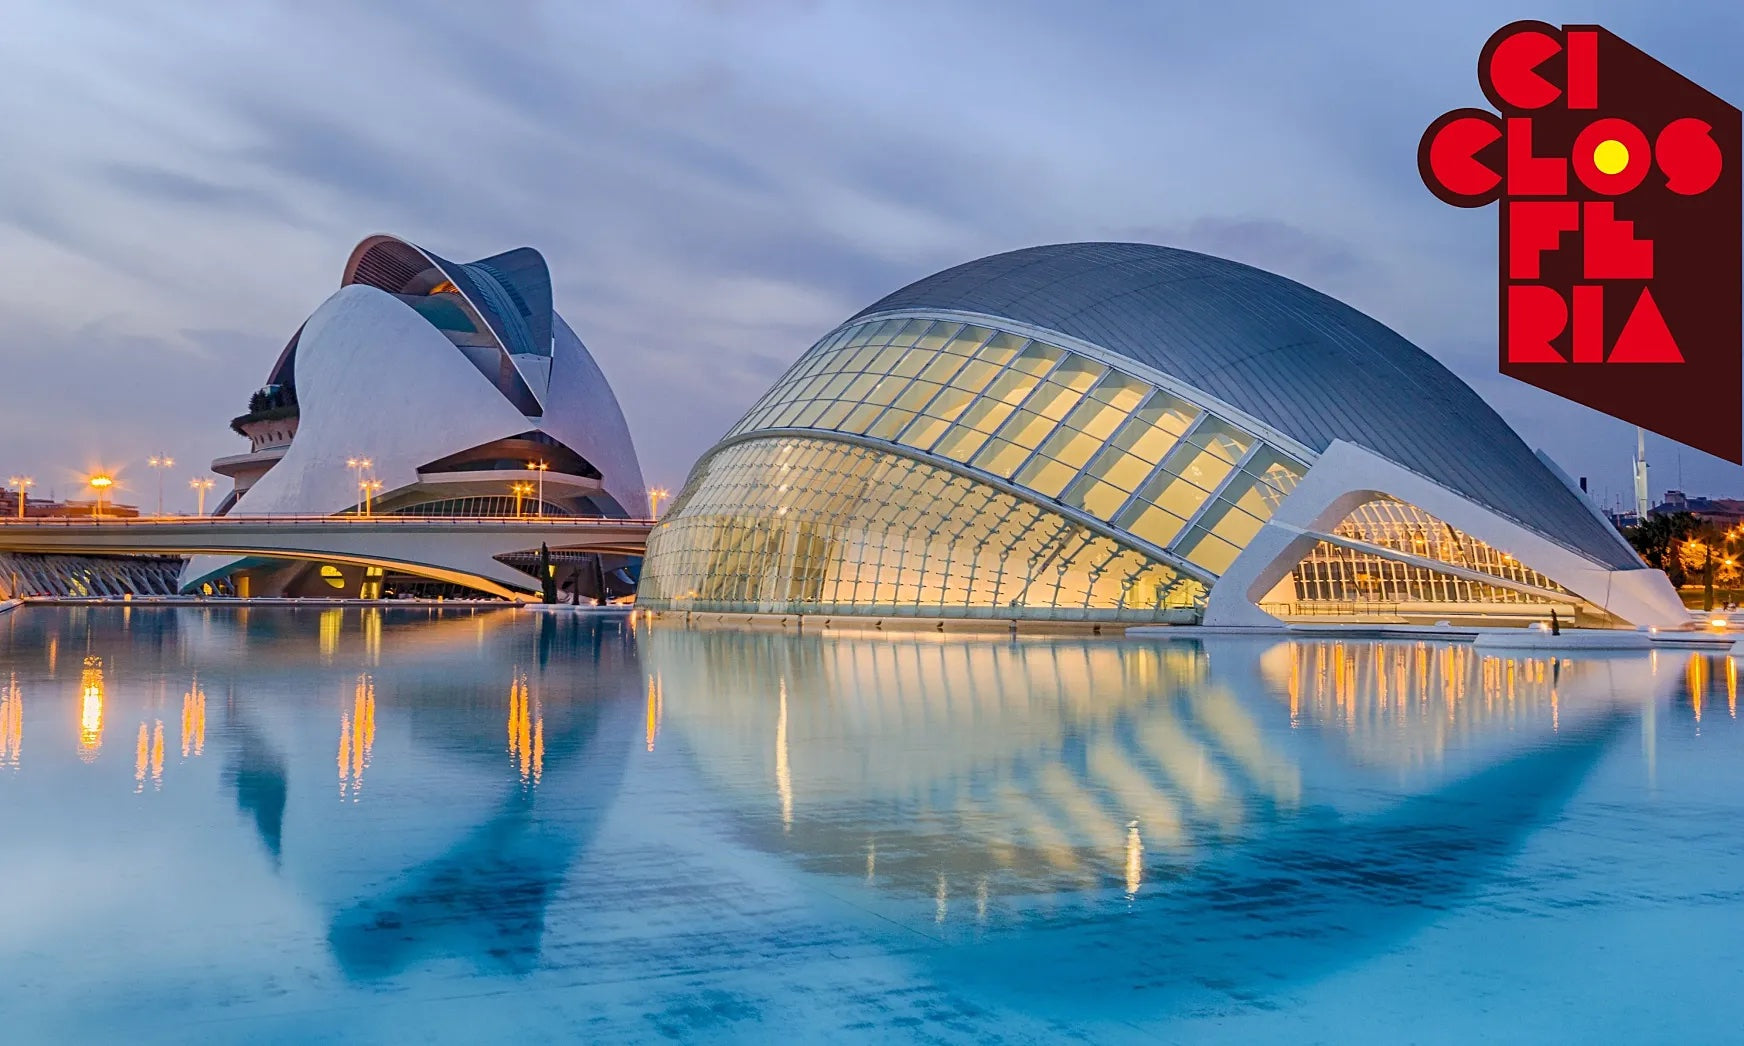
<box><xmin>186</xmin><ymin>235</ymin><xmax>645</xmax><ymax>598</ymax></box>
<box><xmin>639</xmin><ymin>242</ymin><xmax>1685</xmax><ymax>628</ymax></box>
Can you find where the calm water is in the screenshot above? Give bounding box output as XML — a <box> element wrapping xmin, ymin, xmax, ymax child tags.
<box><xmin>1</xmin><ymin>606</ymin><xmax>1741</xmax><ymax>1043</ymax></box>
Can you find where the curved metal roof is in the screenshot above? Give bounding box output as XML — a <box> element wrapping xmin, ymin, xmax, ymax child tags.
<box><xmin>854</xmin><ymin>242</ymin><xmax>1638</xmax><ymax>570</ymax></box>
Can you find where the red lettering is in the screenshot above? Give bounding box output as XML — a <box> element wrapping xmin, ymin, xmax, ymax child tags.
<box><xmin>1507</xmin><ymin>118</ymin><xmax>1567</xmax><ymax>195</ymax></box>
<box><xmin>1607</xmin><ymin>288</ymin><xmax>1684</xmax><ymax>363</ymax></box>
<box><xmin>1582</xmin><ymin>202</ymin><xmax>1654</xmax><ymax>280</ymax></box>
<box><xmin>1508</xmin><ymin>284</ymin><xmax>1569</xmax><ymax>362</ymax></box>
<box><xmin>1572</xmin><ymin>285</ymin><xmax>1605</xmax><ymax>363</ymax></box>
<box><xmin>1571</xmin><ymin>117</ymin><xmax>1651</xmax><ymax>195</ymax></box>
<box><xmin>1656</xmin><ymin>118</ymin><xmax>1723</xmax><ymax>196</ymax></box>
<box><xmin>1565</xmin><ymin>30</ymin><xmax>1598</xmax><ymax>109</ymax></box>
<box><xmin>1489</xmin><ymin>29</ymin><xmax>1563</xmax><ymax>110</ymax></box>
<box><xmin>1510</xmin><ymin>201</ymin><xmax>1579</xmax><ymax>279</ymax></box>
<box><xmin>1426</xmin><ymin>114</ymin><xmax>1504</xmax><ymax>201</ymax></box>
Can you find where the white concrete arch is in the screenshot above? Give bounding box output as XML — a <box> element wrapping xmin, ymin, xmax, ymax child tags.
<box><xmin>1202</xmin><ymin>440</ymin><xmax>1687</xmax><ymax>629</ymax></box>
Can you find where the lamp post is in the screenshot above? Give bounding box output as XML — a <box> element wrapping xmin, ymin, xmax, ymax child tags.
<box><xmin>7</xmin><ymin>476</ymin><xmax>32</xmax><ymax>519</ymax></box>
<box><xmin>88</xmin><ymin>475</ymin><xmax>114</xmax><ymax>520</ymax></box>
<box><xmin>359</xmin><ymin>479</ymin><xmax>383</xmax><ymax>518</ymax></box>
<box><xmin>648</xmin><ymin>487</ymin><xmax>670</xmax><ymax>520</ymax></box>
<box><xmin>511</xmin><ymin>481</ymin><xmax>533</xmax><ymax>518</ymax></box>
<box><xmin>146</xmin><ymin>454</ymin><xmax>175</xmax><ymax>516</ymax></box>
<box><xmin>530</xmin><ymin>461</ymin><xmax>549</xmax><ymax>517</ymax></box>
<box><xmin>189</xmin><ymin>477</ymin><xmax>215</xmax><ymax>517</ymax></box>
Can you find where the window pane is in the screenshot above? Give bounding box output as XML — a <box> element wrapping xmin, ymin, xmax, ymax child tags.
<box><xmin>1085</xmin><ymin>446</ymin><xmax>1153</xmax><ymax>492</ymax></box>
<box><xmin>1051</xmin><ymin>355</ymin><xmax>1105</xmax><ymax>391</ymax></box>
<box><xmin>934</xmin><ymin>426</ymin><xmax>991</xmax><ymax>463</ymax></box>
<box><xmin>866</xmin><ymin>408</ymin><xmax>915</xmax><ymax>441</ymax></box>
<box><xmin>924</xmin><ymin>386</ymin><xmax>975</xmax><ymax>422</ymax></box>
<box><xmin>972</xmin><ymin>438</ymin><xmax>1030</xmax><ymax>479</ymax></box>
<box><xmin>1126</xmin><ymin>505</ymin><xmax>1188</xmax><ymax>548</ymax></box>
<box><xmin>1014</xmin><ymin>456</ymin><xmax>1078</xmax><ymax>498</ymax></box>
<box><xmin>999</xmin><ymin>409</ymin><xmax>1056</xmax><ymax>450</ymax></box>
<box><xmin>1011</xmin><ymin>341</ymin><xmax>1064</xmax><ymax>375</ymax></box>
<box><xmin>1089</xmin><ymin>371</ymin><xmax>1150</xmax><ymax>411</ymax></box>
<box><xmin>1061</xmin><ymin>399</ymin><xmax>1125</xmax><ymax>440</ymax></box>
<box><xmin>976</xmin><ymin>331</ymin><xmax>1027</xmax><ymax>365</ymax></box>
<box><xmin>1025</xmin><ymin>382</ymin><xmax>1084</xmax><ymax>421</ymax></box>
<box><xmin>1037</xmin><ymin>428</ymin><xmax>1103</xmax><ymax>470</ymax></box>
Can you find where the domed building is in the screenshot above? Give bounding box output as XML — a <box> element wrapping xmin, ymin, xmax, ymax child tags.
<box><xmin>185</xmin><ymin>234</ymin><xmax>645</xmax><ymax>598</ymax></box>
<box><xmin>639</xmin><ymin>243</ymin><xmax>1683</xmax><ymax>628</ymax></box>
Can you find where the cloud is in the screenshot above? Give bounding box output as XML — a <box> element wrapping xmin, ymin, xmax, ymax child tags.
<box><xmin>1</xmin><ymin>0</ymin><xmax>1741</xmax><ymax>506</ymax></box>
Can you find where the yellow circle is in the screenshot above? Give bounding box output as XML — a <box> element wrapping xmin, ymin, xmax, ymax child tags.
<box><xmin>1593</xmin><ymin>139</ymin><xmax>1630</xmax><ymax>175</ymax></box>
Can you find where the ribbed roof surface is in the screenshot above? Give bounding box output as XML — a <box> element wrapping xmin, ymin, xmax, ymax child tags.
<box><xmin>854</xmin><ymin>242</ymin><xmax>1637</xmax><ymax>570</ymax></box>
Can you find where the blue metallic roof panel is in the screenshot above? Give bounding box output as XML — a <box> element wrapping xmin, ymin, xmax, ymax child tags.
<box><xmin>853</xmin><ymin>242</ymin><xmax>1638</xmax><ymax>570</ymax></box>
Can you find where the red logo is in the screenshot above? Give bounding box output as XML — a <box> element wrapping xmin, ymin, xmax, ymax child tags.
<box><xmin>1420</xmin><ymin>21</ymin><xmax>1741</xmax><ymax>462</ymax></box>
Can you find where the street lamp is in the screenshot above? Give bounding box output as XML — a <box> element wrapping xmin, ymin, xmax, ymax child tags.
<box><xmin>147</xmin><ymin>454</ymin><xmax>175</xmax><ymax>516</ymax></box>
<box><xmin>358</xmin><ymin>479</ymin><xmax>383</xmax><ymax>517</ymax></box>
<box><xmin>7</xmin><ymin>476</ymin><xmax>32</xmax><ymax>519</ymax></box>
<box><xmin>511</xmin><ymin>481</ymin><xmax>534</xmax><ymax>518</ymax></box>
<box><xmin>648</xmin><ymin>487</ymin><xmax>670</xmax><ymax>520</ymax></box>
<box><xmin>529</xmin><ymin>461</ymin><xmax>549</xmax><ymax>517</ymax></box>
<box><xmin>88</xmin><ymin>474</ymin><xmax>115</xmax><ymax>520</ymax></box>
<box><xmin>189</xmin><ymin>477</ymin><xmax>215</xmax><ymax>516</ymax></box>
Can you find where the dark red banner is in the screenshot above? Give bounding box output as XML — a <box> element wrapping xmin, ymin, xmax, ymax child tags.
<box><xmin>1420</xmin><ymin>21</ymin><xmax>1742</xmax><ymax>462</ymax></box>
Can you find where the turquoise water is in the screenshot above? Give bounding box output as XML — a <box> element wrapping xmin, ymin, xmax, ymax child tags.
<box><xmin>0</xmin><ymin>606</ymin><xmax>1740</xmax><ymax>1043</ymax></box>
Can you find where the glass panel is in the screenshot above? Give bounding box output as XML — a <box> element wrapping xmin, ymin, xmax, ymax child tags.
<box><xmin>997</xmin><ymin>409</ymin><xmax>1056</xmax><ymax>451</ymax></box>
<box><xmin>920</xmin><ymin>353</ymin><xmax>968</xmax><ymax>384</ymax></box>
<box><xmin>1112</xmin><ymin>392</ymin><xmax>1200</xmax><ymax>463</ymax></box>
<box><xmin>933</xmin><ymin>426</ymin><xmax>991</xmax><ymax>463</ymax></box>
<box><xmin>915</xmin><ymin>322</ymin><xmax>957</xmax><ymax>352</ymax></box>
<box><xmin>1084</xmin><ymin>445</ymin><xmax>1153</xmax><ymax>492</ymax></box>
<box><xmin>1089</xmin><ymin>371</ymin><xmax>1150</xmax><ymax>410</ymax></box>
<box><xmin>1124</xmin><ymin>505</ymin><xmax>1189</xmax><ymax>549</ymax></box>
<box><xmin>972</xmin><ymin>438</ymin><xmax>1031</xmax><ymax>479</ymax></box>
<box><xmin>950</xmin><ymin>360</ymin><xmax>999</xmax><ymax>395</ymax></box>
<box><xmin>866</xmin><ymin>408</ymin><xmax>915</xmax><ymax>442</ymax></box>
<box><xmin>840</xmin><ymin>402</ymin><xmax>884</xmax><ymax>433</ymax></box>
<box><xmin>1011</xmin><ymin>341</ymin><xmax>1064</xmax><ymax>375</ymax></box>
<box><xmin>1014</xmin><ymin>456</ymin><xmax>1079</xmax><ymax>499</ymax></box>
<box><xmin>922</xmin><ymin>386</ymin><xmax>975</xmax><ymax>422</ymax></box>
<box><xmin>1051</xmin><ymin>355</ymin><xmax>1106</xmax><ymax>391</ymax></box>
<box><xmin>1061</xmin><ymin>476</ymin><xmax>1130</xmax><ymax>521</ymax></box>
<box><xmin>975</xmin><ymin>331</ymin><xmax>1026</xmax><ymax>365</ymax></box>
<box><xmin>958</xmin><ymin>398</ymin><xmax>1016</xmax><ymax>434</ymax></box>
<box><xmin>894</xmin><ymin>380</ymin><xmax>944</xmax><ymax>413</ymax></box>
<box><xmin>1178</xmin><ymin>527</ymin><xmax>1242</xmax><ymax>574</ymax></box>
<box><xmin>984</xmin><ymin>369</ymin><xmax>1040</xmax><ymax>406</ymax></box>
<box><xmin>1035</xmin><ymin>428</ymin><xmax>1103</xmax><ymax>470</ymax></box>
<box><xmin>1060</xmin><ymin>399</ymin><xmax>1125</xmax><ymax>440</ymax></box>
<box><xmin>899</xmin><ymin>415</ymin><xmax>951</xmax><ymax>451</ymax></box>
<box><xmin>1024</xmin><ymin>382</ymin><xmax>1083</xmax><ymax>421</ymax></box>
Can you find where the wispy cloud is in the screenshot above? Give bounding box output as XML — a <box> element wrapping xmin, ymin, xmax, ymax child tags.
<box><xmin>0</xmin><ymin>0</ymin><xmax>1740</xmax><ymax>507</ymax></box>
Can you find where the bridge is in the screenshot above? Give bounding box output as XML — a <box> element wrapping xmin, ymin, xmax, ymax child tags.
<box><xmin>0</xmin><ymin>515</ymin><xmax>655</xmax><ymax>600</ymax></box>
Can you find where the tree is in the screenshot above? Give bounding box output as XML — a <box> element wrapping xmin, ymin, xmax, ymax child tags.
<box><xmin>1626</xmin><ymin>511</ymin><xmax>1697</xmax><ymax>587</ymax></box>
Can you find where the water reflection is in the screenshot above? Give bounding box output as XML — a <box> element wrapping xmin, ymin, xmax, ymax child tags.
<box><xmin>4</xmin><ymin>604</ymin><xmax>1733</xmax><ymax>1031</ymax></box>
<box><xmin>337</xmin><ymin>674</ymin><xmax>376</xmax><ymax>800</ymax></box>
<box><xmin>2</xmin><ymin>673</ymin><xmax>20</xmax><ymax>769</ymax></box>
<box><xmin>646</xmin><ymin>626</ymin><xmax>1676</xmax><ymax>1005</ymax></box>
<box><xmin>77</xmin><ymin>655</ymin><xmax>104</xmax><ymax>761</ymax></box>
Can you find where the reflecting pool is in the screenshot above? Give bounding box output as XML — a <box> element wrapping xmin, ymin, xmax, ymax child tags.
<box><xmin>1</xmin><ymin>607</ymin><xmax>1741</xmax><ymax>1042</ymax></box>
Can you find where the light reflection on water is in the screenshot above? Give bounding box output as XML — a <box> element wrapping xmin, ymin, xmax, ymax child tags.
<box><xmin>0</xmin><ymin>607</ymin><xmax>1740</xmax><ymax>1041</ymax></box>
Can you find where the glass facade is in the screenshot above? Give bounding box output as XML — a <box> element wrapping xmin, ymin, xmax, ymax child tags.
<box><xmin>645</xmin><ymin>313</ymin><xmax>1587</xmax><ymax>624</ymax></box>
<box><xmin>722</xmin><ymin>316</ymin><xmax>1307</xmax><ymax>578</ymax></box>
<box><xmin>1272</xmin><ymin>497</ymin><xmax>1573</xmax><ymax>611</ymax></box>
<box><xmin>639</xmin><ymin>437</ymin><xmax>1204</xmax><ymax>620</ymax></box>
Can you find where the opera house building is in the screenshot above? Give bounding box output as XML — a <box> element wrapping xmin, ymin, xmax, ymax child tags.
<box><xmin>639</xmin><ymin>243</ymin><xmax>1685</xmax><ymax>629</ymax></box>
<box><xmin>185</xmin><ymin>234</ymin><xmax>646</xmax><ymax>598</ymax></box>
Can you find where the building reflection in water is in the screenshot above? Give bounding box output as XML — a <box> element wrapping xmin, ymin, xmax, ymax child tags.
<box><xmin>182</xmin><ymin>677</ymin><xmax>206</xmax><ymax>758</ymax></box>
<box><xmin>338</xmin><ymin>674</ymin><xmax>376</xmax><ymax>800</ymax></box>
<box><xmin>648</xmin><ymin>626</ymin><xmax>1673</xmax><ymax>921</ymax></box>
<box><xmin>2</xmin><ymin>674</ymin><xmax>21</xmax><ymax>770</ymax></box>
<box><xmin>644</xmin><ymin>672</ymin><xmax>663</xmax><ymax>753</ymax></box>
<box><xmin>506</xmin><ymin>669</ymin><xmax>543</xmax><ymax>787</ymax></box>
<box><xmin>319</xmin><ymin>609</ymin><xmax>341</xmax><ymax>664</ymax></box>
<box><xmin>77</xmin><ymin>655</ymin><xmax>104</xmax><ymax>762</ymax></box>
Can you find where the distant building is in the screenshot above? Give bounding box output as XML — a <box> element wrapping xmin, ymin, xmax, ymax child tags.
<box><xmin>1653</xmin><ymin>491</ymin><xmax>1744</xmax><ymax>528</ymax></box>
<box><xmin>0</xmin><ymin>491</ymin><xmax>139</xmax><ymax>519</ymax></box>
<box><xmin>640</xmin><ymin>242</ymin><xmax>1685</xmax><ymax>628</ymax></box>
<box><xmin>186</xmin><ymin>234</ymin><xmax>645</xmax><ymax>599</ymax></box>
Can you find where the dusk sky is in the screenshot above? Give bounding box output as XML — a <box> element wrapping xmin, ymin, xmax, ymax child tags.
<box><xmin>1</xmin><ymin>0</ymin><xmax>1738</xmax><ymax>513</ymax></box>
